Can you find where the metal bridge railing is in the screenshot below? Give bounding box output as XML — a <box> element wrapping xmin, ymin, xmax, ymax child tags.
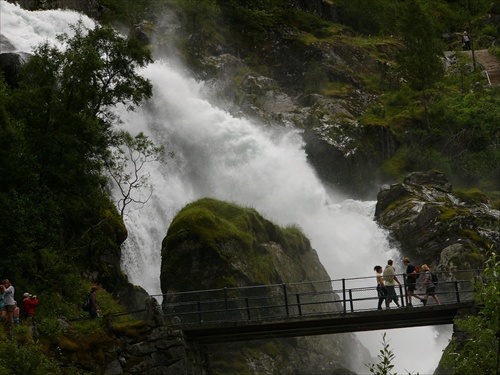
<box><xmin>160</xmin><ymin>270</ymin><xmax>481</xmax><ymax>326</ymax></box>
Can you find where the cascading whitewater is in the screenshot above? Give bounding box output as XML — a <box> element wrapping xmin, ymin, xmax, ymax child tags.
<box><xmin>0</xmin><ymin>0</ymin><xmax>397</xmax><ymax>295</ymax></box>
<box><xmin>116</xmin><ymin>61</ymin><xmax>399</xmax><ymax>295</ymax></box>
<box><xmin>1</xmin><ymin>2</ymin><xmax>451</xmax><ymax>373</ymax></box>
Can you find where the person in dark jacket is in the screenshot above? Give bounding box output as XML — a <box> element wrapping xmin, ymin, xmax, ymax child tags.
<box><xmin>403</xmin><ymin>257</ymin><xmax>422</xmax><ymax>306</ymax></box>
<box><xmin>88</xmin><ymin>286</ymin><xmax>100</xmax><ymax>318</ymax></box>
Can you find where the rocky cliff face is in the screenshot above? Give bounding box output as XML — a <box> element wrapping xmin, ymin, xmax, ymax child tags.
<box><xmin>375</xmin><ymin>170</ymin><xmax>500</xmax><ymax>272</ymax></box>
<box><xmin>375</xmin><ymin>171</ymin><xmax>500</xmax><ymax>374</ymax></box>
<box><xmin>199</xmin><ymin>32</ymin><xmax>396</xmax><ymax>200</ymax></box>
<box><xmin>161</xmin><ymin>198</ymin><xmax>370</xmax><ymax>374</ymax></box>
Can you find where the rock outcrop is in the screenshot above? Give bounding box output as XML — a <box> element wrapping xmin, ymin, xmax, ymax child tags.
<box><xmin>375</xmin><ymin>170</ymin><xmax>500</xmax><ymax>271</ymax></box>
<box><xmin>57</xmin><ymin>298</ymin><xmax>207</xmax><ymax>375</ymax></box>
<box><xmin>160</xmin><ymin>198</ymin><xmax>371</xmax><ymax>374</ymax></box>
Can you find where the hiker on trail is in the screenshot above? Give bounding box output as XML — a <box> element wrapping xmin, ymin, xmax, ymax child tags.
<box><xmin>403</xmin><ymin>257</ymin><xmax>422</xmax><ymax>306</ymax></box>
<box><xmin>419</xmin><ymin>264</ymin><xmax>441</xmax><ymax>306</ymax></box>
<box><xmin>383</xmin><ymin>259</ymin><xmax>401</xmax><ymax>309</ymax></box>
<box><xmin>374</xmin><ymin>265</ymin><xmax>387</xmax><ymax>310</ymax></box>
<box><xmin>88</xmin><ymin>286</ymin><xmax>100</xmax><ymax>318</ymax></box>
<box><xmin>2</xmin><ymin>279</ymin><xmax>15</xmax><ymax>327</ymax></box>
<box><xmin>22</xmin><ymin>292</ymin><xmax>39</xmax><ymax>319</ymax></box>
<box><xmin>462</xmin><ymin>31</ymin><xmax>471</xmax><ymax>50</ymax></box>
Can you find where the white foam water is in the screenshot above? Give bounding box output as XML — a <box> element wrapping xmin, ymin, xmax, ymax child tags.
<box><xmin>0</xmin><ymin>2</ymin><xmax>451</xmax><ymax>373</ymax></box>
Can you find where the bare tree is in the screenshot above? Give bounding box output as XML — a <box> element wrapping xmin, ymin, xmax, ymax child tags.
<box><xmin>106</xmin><ymin>131</ymin><xmax>171</xmax><ymax>217</ymax></box>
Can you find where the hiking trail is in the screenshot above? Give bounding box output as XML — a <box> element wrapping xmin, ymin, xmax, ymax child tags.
<box><xmin>463</xmin><ymin>49</ymin><xmax>500</xmax><ymax>85</ymax></box>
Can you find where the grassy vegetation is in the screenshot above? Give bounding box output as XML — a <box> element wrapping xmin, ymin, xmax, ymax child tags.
<box><xmin>162</xmin><ymin>198</ymin><xmax>313</xmax><ymax>289</ymax></box>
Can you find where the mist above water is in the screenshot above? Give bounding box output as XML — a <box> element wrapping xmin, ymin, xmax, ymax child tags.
<box><xmin>116</xmin><ymin>60</ymin><xmax>400</xmax><ymax>295</ymax></box>
<box><xmin>1</xmin><ymin>2</ymin><xmax>451</xmax><ymax>373</ymax></box>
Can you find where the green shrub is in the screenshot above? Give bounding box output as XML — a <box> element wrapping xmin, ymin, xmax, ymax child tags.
<box><xmin>0</xmin><ymin>342</ymin><xmax>60</xmax><ymax>375</ymax></box>
<box><xmin>38</xmin><ymin>317</ymin><xmax>64</xmax><ymax>340</ymax></box>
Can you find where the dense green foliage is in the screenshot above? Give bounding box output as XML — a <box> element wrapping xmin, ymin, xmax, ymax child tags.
<box><xmin>441</xmin><ymin>249</ymin><xmax>500</xmax><ymax>373</ymax></box>
<box><xmin>0</xmin><ymin>22</ymin><xmax>153</xmax><ymax>307</ymax></box>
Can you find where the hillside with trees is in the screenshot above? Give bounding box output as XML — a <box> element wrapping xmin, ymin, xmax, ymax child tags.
<box><xmin>0</xmin><ymin>0</ymin><xmax>499</xmax><ymax>373</ymax></box>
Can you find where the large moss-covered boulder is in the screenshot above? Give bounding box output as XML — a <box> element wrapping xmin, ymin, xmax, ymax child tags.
<box><xmin>375</xmin><ymin>171</ymin><xmax>500</xmax><ymax>271</ymax></box>
<box><xmin>161</xmin><ymin>198</ymin><xmax>330</xmax><ymax>290</ymax></box>
<box><xmin>161</xmin><ymin>198</ymin><xmax>370</xmax><ymax>374</ymax></box>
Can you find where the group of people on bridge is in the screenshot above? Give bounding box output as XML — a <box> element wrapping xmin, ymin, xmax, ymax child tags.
<box><xmin>374</xmin><ymin>257</ymin><xmax>441</xmax><ymax>310</ymax></box>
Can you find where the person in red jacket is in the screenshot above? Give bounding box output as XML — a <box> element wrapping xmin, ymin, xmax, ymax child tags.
<box><xmin>22</xmin><ymin>292</ymin><xmax>38</xmax><ymax>319</ymax></box>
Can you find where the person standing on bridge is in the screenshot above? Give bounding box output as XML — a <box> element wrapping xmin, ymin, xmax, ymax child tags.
<box><xmin>374</xmin><ymin>265</ymin><xmax>387</xmax><ymax>310</ymax></box>
<box><xmin>419</xmin><ymin>264</ymin><xmax>441</xmax><ymax>306</ymax></box>
<box><xmin>383</xmin><ymin>259</ymin><xmax>401</xmax><ymax>309</ymax></box>
<box><xmin>403</xmin><ymin>257</ymin><xmax>422</xmax><ymax>307</ymax></box>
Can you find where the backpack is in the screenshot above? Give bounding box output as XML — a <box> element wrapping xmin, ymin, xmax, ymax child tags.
<box><xmin>82</xmin><ymin>294</ymin><xmax>91</xmax><ymax>311</ymax></box>
<box><xmin>431</xmin><ymin>272</ymin><xmax>438</xmax><ymax>286</ymax></box>
<box><xmin>414</xmin><ymin>265</ymin><xmax>421</xmax><ymax>279</ymax></box>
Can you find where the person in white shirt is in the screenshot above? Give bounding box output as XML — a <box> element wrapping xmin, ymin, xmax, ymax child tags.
<box><xmin>383</xmin><ymin>259</ymin><xmax>401</xmax><ymax>309</ymax></box>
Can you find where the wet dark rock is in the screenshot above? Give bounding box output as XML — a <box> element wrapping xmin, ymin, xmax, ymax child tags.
<box><xmin>0</xmin><ymin>53</ymin><xmax>23</xmax><ymax>87</ymax></box>
<box><xmin>375</xmin><ymin>171</ymin><xmax>500</xmax><ymax>270</ymax></box>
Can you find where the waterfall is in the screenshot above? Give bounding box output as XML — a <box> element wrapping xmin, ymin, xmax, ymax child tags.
<box><xmin>0</xmin><ymin>2</ymin><xmax>451</xmax><ymax>373</ymax></box>
<box><xmin>116</xmin><ymin>61</ymin><xmax>399</xmax><ymax>295</ymax></box>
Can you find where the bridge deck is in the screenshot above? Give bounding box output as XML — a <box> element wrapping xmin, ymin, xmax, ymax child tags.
<box><xmin>179</xmin><ymin>302</ymin><xmax>475</xmax><ymax>344</ymax></box>
<box><xmin>161</xmin><ymin>270</ymin><xmax>480</xmax><ymax>344</ymax></box>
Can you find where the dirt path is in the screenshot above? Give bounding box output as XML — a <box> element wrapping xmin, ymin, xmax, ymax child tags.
<box><xmin>461</xmin><ymin>49</ymin><xmax>500</xmax><ymax>85</ymax></box>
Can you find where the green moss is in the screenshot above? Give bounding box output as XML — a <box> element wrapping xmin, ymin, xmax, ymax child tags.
<box><xmin>459</xmin><ymin>229</ymin><xmax>482</xmax><ymax>243</ymax></box>
<box><xmin>111</xmin><ymin>320</ymin><xmax>147</xmax><ymax>339</ymax></box>
<box><xmin>322</xmin><ymin>82</ymin><xmax>353</xmax><ymax>97</ymax></box>
<box><xmin>454</xmin><ymin>188</ymin><xmax>491</xmax><ymax>205</ymax></box>
<box><xmin>438</xmin><ymin>206</ymin><xmax>469</xmax><ymax>220</ymax></box>
<box><xmin>163</xmin><ymin>198</ymin><xmax>314</xmax><ymax>289</ymax></box>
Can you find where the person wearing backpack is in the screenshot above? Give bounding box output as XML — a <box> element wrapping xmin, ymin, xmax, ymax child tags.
<box><xmin>419</xmin><ymin>264</ymin><xmax>441</xmax><ymax>306</ymax></box>
<box><xmin>87</xmin><ymin>286</ymin><xmax>100</xmax><ymax>318</ymax></box>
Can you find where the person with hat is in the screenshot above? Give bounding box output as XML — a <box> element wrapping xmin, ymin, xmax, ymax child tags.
<box><xmin>22</xmin><ymin>292</ymin><xmax>38</xmax><ymax>319</ymax></box>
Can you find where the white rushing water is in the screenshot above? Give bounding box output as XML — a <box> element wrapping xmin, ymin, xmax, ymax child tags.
<box><xmin>0</xmin><ymin>2</ymin><xmax>451</xmax><ymax>373</ymax></box>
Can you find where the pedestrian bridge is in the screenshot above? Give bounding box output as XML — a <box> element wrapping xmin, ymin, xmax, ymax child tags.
<box><xmin>160</xmin><ymin>270</ymin><xmax>480</xmax><ymax>344</ymax></box>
